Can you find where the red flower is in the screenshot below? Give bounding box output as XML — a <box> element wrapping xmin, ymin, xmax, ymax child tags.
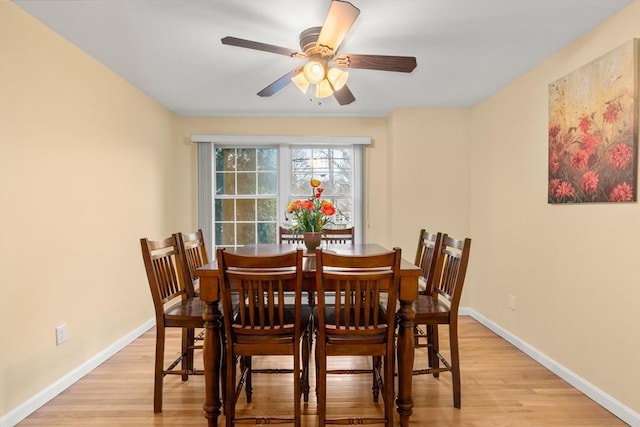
<box><xmin>571</xmin><ymin>150</ymin><xmax>589</xmax><ymax>169</ymax></box>
<box><xmin>301</xmin><ymin>200</ymin><xmax>314</xmax><ymax>210</ymax></box>
<box><xmin>580</xmin><ymin>133</ymin><xmax>600</xmax><ymax>154</ymax></box>
<box><xmin>578</xmin><ymin>114</ymin><xmax>592</xmax><ymax>134</ymax></box>
<box><xmin>549</xmin><ymin>153</ymin><xmax>560</xmax><ymax>174</ymax></box>
<box><xmin>608</xmin><ymin>143</ymin><xmax>633</xmax><ymax>169</ymax></box>
<box><xmin>609</xmin><ymin>182</ymin><xmax>634</xmax><ymax>202</ymax></box>
<box><xmin>581</xmin><ymin>171</ymin><xmax>598</xmax><ymax>195</ymax></box>
<box><xmin>555</xmin><ymin>181</ymin><xmax>575</xmax><ymax>198</ymax></box>
<box><xmin>602</xmin><ymin>102</ymin><xmax>621</xmax><ymax>124</ymax></box>
<box><xmin>549</xmin><ymin>124</ymin><xmax>561</xmax><ymax>139</ymax></box>
<box><xmin>548</xmin><ymin>179</ymin><xmax>560</xmax><ymax>196</ymax></box>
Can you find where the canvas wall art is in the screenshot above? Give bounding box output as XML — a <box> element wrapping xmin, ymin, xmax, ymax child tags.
<box><xmin>548</xmin><ymin>38</ymin><xmax>638</xmax><ymax>203</ymax></box>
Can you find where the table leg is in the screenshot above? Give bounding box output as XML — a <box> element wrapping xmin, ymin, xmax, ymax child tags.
<box><xmin>202</xmin><ymin>300</ymin><xmax>222</xmax><ymax>427</ymax></box>
<box><xmin>396</xmin><ymin>299</ymin><xmax>415</xmax><ymax>426</ymax></box>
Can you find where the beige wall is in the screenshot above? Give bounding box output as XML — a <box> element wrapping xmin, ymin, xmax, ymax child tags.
<box><xmin>0</xmin><ymin>3</ymin><xmax>181</xmax><ymax>415</ymax></box>
<box><xmin>469</xmin><ymin>1</ymin><xmax>640</xmax><ymax>413</ymax></box>
<box><xmin>387</xmin><ymin>108</ymin><xmax>471</xmax><ymax>257</ymax></box>
<box><xmin>3</xmin><ymin>0</ymin><xmax>640</xmax><ymax>422</ymax></box>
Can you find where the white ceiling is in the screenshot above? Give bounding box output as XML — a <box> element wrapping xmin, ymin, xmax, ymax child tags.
<box><xmin>14</xmin><ymin>0</ymin><xmax>633</xmax><ymax>117</ymax></box>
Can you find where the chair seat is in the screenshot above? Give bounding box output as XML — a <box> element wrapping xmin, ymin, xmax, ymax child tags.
<box><xmin>413</xmin><ymin>294</ymin><xmax>451</xmax><ymax>322</ymax></box>
<box><xmin>164</xmin><ymin>297</ymin><xmax>206</xmax><ymax>328</ymax></box>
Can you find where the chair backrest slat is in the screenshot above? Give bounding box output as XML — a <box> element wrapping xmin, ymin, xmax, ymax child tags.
<box><xmin>432</xmin><ymin>235</ymin><xmax>471</xmax><ymax>309</ymax></box>
<box><xmin>176</xmin><ymin>229</ymin><xmax>209</xmax><ymax>295</ymax></box>
<box><xmin>414</xmin><ymin>229</ymin><xmax>443</xmax><ymax>294</ymax></box>
<box><xmin>140</xmin><ymin>235</ymin><xmax>190</xmax><ymax>312</ymax></box>
<box><xmin>316</xmin><ymin>248</ymin><xmax>401</xmax><ymax>337</ymax></box>
<box><xmin>322</xmin><ymin>227</ymin><xmax>355</xmax><ymax>245</ymax></box>
<box><xmin>279</xmin><ymin>226</ymin><xmax>303</xmax><ymax>244</ymax></box>
<box><xmin>217</xmin><ymin>248</ymin><xmax>303</xmax><ymax>335</ymax></box>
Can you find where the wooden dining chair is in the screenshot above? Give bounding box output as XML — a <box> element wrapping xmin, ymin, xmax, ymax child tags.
<box><xmin>314</xmin><ymin>247</ymin><xmax>402</xmax><ymax>427</ymax></box>
<box><xmin>217</xmin><ymin>247</ymin><xmax>311</xmax><ymax>427</ymax></box>
<box><xmin>322</xmin><ymin>226</ymin><xmax>355</xmax><ymax>245</ymax></box>
<box><xmin>279</xmin><ymin>226</ymin><xmax>303</xmax><ymax>244</ymax></box>
<box><xmin>140</xmin><ymin>234</ymin><xmax>205</xmax><ymax>413</ymax></box>
<box><xmin>176</xmin><ymin>229</ymin><xmax>209</xmax><ymax>295</ymax></box>
<box><xmin>413</xmin><ymin>229</ymin><xmax>443</xmax><ymax>370</ymax></box>
<box><xmin>412</xmin><ymin>234</ymin><xmax>471</xmax><ymax>409</ymax></box>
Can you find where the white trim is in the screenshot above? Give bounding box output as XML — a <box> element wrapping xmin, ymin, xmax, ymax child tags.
<box><xmin>0</xmin><ymin>318</ymin><xmax>155</xmax><ymax>427</ymax></box>
<box><xmin>191</xmin><ymin>134</ymin><xmax>371</xmax><ymax>145</ymax></box>
<box><xmin>461</xmin><ymin>308</ymin><xmax>640</xmax><ymax>427</ymax></box>
<box><xmin>197</xmin><ymin>143</ymin><xmax>214</xmax><ymax>252</ymax></box>
<box><xmin>4</xmin><ymin>311</ymin><xmax>638</xmax><ymax>427</ymax></box>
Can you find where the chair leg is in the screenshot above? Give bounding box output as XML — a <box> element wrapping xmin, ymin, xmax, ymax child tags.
<box><xmin>316</xmin><ymin>342</ymin><xmax>327</xmax><ymax>426</ymax></box>
<box><xmin>244</xmin><ymin>356</ymin><xmax>253</xmax><ymax>403</ymax></box>
<box><xmin>225</xmin><ymin>346</ymin><xmax>236</xmax><ymax>427</ymax></box>
<box><xmin>220</xmin><ymin>329</ymin><xmax>227</xmax><ymax>415</ymax></box>
<box><xmin>449</xmin><ymin>321</ymin><xmax>461</xmax><ymax>408</ymax></box>
<box><xmin>153</xmin><ymin>325</ymin><xmax>165</xmax><ymax>413</ymax></box>
<box><xmin>294</xmin><ymin>347</ymin><xmax>302</xmax><ymax>427</ymax></box>
<box><xmin>383</xmin><ymin>352</ymin><xmax>395</xmax><ymax>427</ymax></box>
<box><xmin>301</xmin><ymin>321</ymin><xmax>311</xmax><ymax>402</ymax></box>
<box><xmin>372</xmin><ymin>356</ymin><xmax>381</xmax><ymax>402</ymax></box>
<box><xmin>182</xmin><ymin>327</ymin><xmax>195</xmax><ymax>381</ymax></box>
<box><xmin>428</xmin><ymin>324</ymin><xmax>440</xmax><ymax>378</ymax></box>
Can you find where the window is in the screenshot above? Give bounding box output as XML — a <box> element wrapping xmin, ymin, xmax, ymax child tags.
<box><xmin>289</xmin><ymin>147</ymin><xmax>353</xmax><ymax>227</ymax></box>
<box><xmin>193</xmin><ymin>135</ymin><xmax>370</xmax><ymax>251</ymax></box>
<box><xmin>214</xmin><ymin>147</ymin><xmax>278</xmax><ymax>246</ymax></box>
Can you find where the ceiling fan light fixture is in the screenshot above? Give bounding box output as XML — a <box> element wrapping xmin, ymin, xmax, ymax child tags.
<box><xmin>291</xmin><ymin>72</ymin><xmax>310</xmax><ymax>94</ymax></box>
<box><xmin>303</xmin><ymin>60</ymin><xmax>326</xmax><ymax>84</ymax></box>
<box><xmin>327</xmin><ymin>67</ymin><xmax>348</xmax><ymax>91</ymax></box>
<box><xmin>315</xmin><ymin>79</ymin><xmax>333</xmax><ymax>99</ymax></box>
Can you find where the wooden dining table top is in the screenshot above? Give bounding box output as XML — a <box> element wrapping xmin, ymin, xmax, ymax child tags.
<box><xmin>196</xmin><ymin>243</ymin><xmax>421</xmax><ymax>301</ymax></box>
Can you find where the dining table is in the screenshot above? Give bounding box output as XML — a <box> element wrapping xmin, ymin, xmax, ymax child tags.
<box><xmin>196</xmin><ymin>243</ymin><xmax>421</xmax><ymax>426</ymax></box>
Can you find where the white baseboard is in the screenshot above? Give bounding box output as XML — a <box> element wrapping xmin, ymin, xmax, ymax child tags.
<box><xmin>0</xmin><ymin>318</ymin><xmax>155</xmax><ymax>427</ymax></box>
<box><xmin>462</xmin><ymin>308</ymin><xmax>639</xmax><ymax>427</ymax></box>
<box><xmin>4</xmin><ymin>312</ymin><xmax>639</xmax><ymax>427</ymax></box>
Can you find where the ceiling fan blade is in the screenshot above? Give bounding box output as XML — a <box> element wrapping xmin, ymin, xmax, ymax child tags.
<box><xmin>257</xmin><ymin>68</ymin><xmax>303</xmax><ymax>97</ymax></box>
<box><xmin>333</xmin><ymin>84</ymin><xmax>355</xmax><ymax>105</ymax></box>
<box><xmin>316</xmin><ymin>0</ymin><xmax>360</xmax><ymax>55</ymax></box>
<box><xmin>221</xmin><ymin>36</ymin><xmax>301</xmax><ymax>57</ymax></box>
<box><xmin>333</xmin><ymin>54</ymin><xmax>417</xmax><ymax>72</ymax></box>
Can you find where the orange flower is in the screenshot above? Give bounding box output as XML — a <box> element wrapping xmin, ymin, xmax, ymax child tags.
<box><xmin>321</xmin><ymin>204</ymin><xmax>336</xmax><ymax>216</ymax></box>
<box><xmin>310</xmin><ymin>178</ymin><xmax>321</xmax><ymax>188</ymax></box>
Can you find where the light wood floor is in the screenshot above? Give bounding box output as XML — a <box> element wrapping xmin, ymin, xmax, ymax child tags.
<box><xmin>18</xmin><ymin>316</ymin><xmax>626</xmax><ymax>426</ymax></box>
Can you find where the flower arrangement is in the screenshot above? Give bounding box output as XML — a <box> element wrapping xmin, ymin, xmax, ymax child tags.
<box><xmin>286</xmin><ymin>178</ymin><xmax>336</xmax><ymax>233</ymax></box>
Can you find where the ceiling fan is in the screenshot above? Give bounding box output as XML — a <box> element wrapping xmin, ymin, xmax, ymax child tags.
<box><xmin>221</xmin><ymin>0</ymin><xmax>417</xmax><ymax>105</ymax></box>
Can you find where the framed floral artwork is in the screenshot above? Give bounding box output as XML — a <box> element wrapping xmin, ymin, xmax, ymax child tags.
<box><xmin>548</xmin><ymin>39</ymin><xmax>638</xmax><ymax>203</ymax></box>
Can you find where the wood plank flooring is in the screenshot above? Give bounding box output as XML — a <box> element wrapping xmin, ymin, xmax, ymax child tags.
<box><xmin>18</xmin><ymin>316</ymin><xmax>626</xmax><ymax>426</ymax></box>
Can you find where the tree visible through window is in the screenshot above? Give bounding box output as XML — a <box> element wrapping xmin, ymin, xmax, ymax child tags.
<box><xmin>289</xmin><ymin>147</ymin><xmax>353</xmax><ymax>228</ymax></box>
<box><xmin>214</xmin><ymin>147</ymin><xmax>278</xmax><ymax>247</ymax></box>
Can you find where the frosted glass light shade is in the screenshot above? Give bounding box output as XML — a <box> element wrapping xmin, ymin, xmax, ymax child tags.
<box><xmin>303</xmin><ymin>60</ymin><xmax>325</xmax><ymax>84</ymax></box>
<box><xmin>315</xmin><ymin>79</ymin><xmax>333</xmax><ymax>98</ymax></box>
<box><xmin>327</xmin><ymin>68</ymin><xmax>348</xmax><ymax>91</ymax></box>
<box><xmin>291</xmin><ymin>72</ymin><xmax>310</xmax><ymax>94</ymax></box>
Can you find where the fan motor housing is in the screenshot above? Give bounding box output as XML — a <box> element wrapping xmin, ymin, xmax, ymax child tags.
<box><xmin>300</xmin><ymin>26</ymin><xmax>328</xmax><ymax>56</ymax></box>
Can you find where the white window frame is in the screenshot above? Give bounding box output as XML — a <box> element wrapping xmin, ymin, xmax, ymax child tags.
<box><xmin>192</xmin><ymin>134</ymin><xmax>370</xmax><ymax>251</ymax></box>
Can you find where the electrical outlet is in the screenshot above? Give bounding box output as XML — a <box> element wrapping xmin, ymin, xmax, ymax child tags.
<box><xmin>56</xmin><ymin>324</ymin><xmax>68</xmax><ymax>345</ymax></box>
<box><xmin>507</xmin><ymin>294</ymin><xmax>516</xmax><ymax>310</ymax></box>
